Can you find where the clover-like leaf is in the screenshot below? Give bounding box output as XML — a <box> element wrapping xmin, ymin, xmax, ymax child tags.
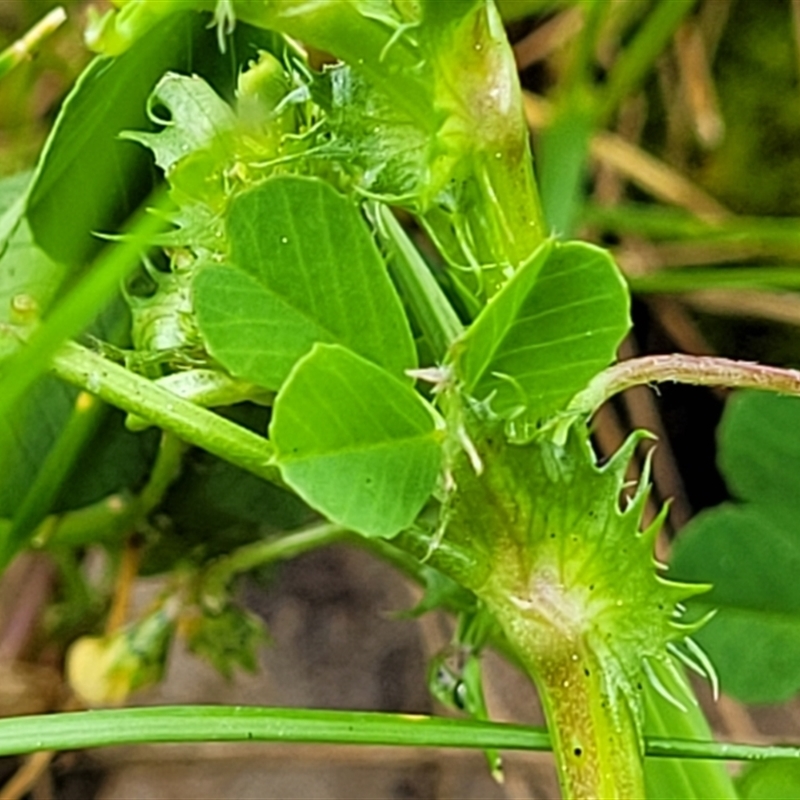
<box><xmin>671</xmin><ymin>391</ymin><xmax>800</xmax><ymax>703</ymax></box>
<box><xmin>452</xmin><ymin>240</ymin><xmax>630</xmax><ymax>426</ymax></box>
<box><xmin>27</xmin><ymin>13</ymin><xmax>280</xmax><ymax>267</ymax></box>
<box><xmin>271</xmin><ymin>344</ymin><xmax>442</xmax><ymax>538</ymax></box>
<box><xmin>194</xmin><ymin>176</ymin><xmax>416</xmax><ymax>390</ymax></box>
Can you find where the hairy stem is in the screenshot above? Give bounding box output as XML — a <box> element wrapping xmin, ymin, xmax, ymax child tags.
<box><xmin>570</xmin><ymin>353</ymin><xmax>800</xmax><ymax>417</ymax></box>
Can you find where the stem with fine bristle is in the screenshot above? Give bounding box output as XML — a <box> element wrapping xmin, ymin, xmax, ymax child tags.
<box><xmin>569</xmin><ymin>354</ymin><xmax>800</xmax><ymax>418</ymax></box>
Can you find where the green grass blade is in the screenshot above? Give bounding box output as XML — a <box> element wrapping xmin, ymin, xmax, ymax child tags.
<box><xmin>0</xmin><ymin>706</ymin><xmax>547</xmax><ymax>755</ymax></box>
<box><xmin>599</xmin><ymin>0</ymin><xmax>697</xmax><ymax>123</ymax></box>
<box><xmin>0</xmin><ymin>705</ymin><xmax>797</xmax><ymax>764</ymax></box>
<box><xmin>0</xmin><ymin>195</ymin><xmax>166</xmax><ymax>424</ymax></box>
<box><xmin>584</xmin><ymin>203</ymin><xmax>800</xmax><ymax>247</ymax></box>
<box><xmin>628</xmin><ymin>267</ymin><xmax>800</xmax><ymax>294</ymax></box>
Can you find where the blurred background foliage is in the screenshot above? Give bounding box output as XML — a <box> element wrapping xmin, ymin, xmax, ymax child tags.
<box><xmin>0</xmin><ymin>0</ymin><xmax>89</xmax><ymax>175</ymax></box>
<box><xmin>4</xmin><ymin>0</ymin><xmax>800</xmax><ymax>797</ymax></box>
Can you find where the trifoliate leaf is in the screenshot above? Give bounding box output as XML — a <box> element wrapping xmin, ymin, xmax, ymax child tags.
<box><xmin>0</xmin><ymin>172</ymin><xmax>65</xmax><ymax>360</ymax></box>
<box><xmin>194</xmin><ymin>176</ymin><xmax>416</xmax><ymax>391</ymax></box>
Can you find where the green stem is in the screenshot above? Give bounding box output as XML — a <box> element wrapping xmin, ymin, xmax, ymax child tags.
<box><xmin>0</xmin><ymin>7</ymin><xmax>67</xmax><ymax>80</ymax></box>
<box><xmin>35</xmin><ymin>434</ymin><xmax>187</xmax><ymax>555</ymax></box>
<box><xmin>50</xmin><ymin>341</ymin><xmax>281</xmax><ymax>486</ymax></box>
<box><xmin>0</xmin><ymin>391</ymin><xmax>106</xmax><ymax>569</ymax></box>
<box><xmin>138</xmin><ymin>433</ymin><xmax>187</xmax><ymax>516</ymax></box>
<box><xmin>202</xmin><ymin>522</ymin><xmax>350</xmax><ymax>603</ymax></box>
<box><xmin>37</xmin><ymin>494</ymin><xmax>137</xmax><ymax>550</ymax></box>
<box><xmin>374</xmin><ymin>204</ymin><xmax>463</xmax><ymax>361</ymax></box>
<box><xmin>485</xmin><ymin>590</ymin><xmax>645</xmax><ymax>799</ymax></box>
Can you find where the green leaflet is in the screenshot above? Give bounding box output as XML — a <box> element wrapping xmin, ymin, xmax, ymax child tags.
<box><xmin>194</xmin><ymin>176</ymin><xmax>417</xmax><ymax>391</ymax></box>
<box><xmin>0</xmin><ymin>170</ymin><xmax>30</xmax><ymax>255</ymax></box>
<box><xmin>452</xmin><ymin>240</ymin><xmax>631</xmax><ymax>427</ymax></box>
<box><xmin>671</xmin><ymin>391</ymin><xmax>800</xmax><ymax>703</ymax></box>
<box><xmin>271</xmin><ymin>344</ymin><xmax>442</xmax><ymax>539</ymax></box>
<box><xmin>121</xmin><ymin>72</ymin><xmax>236</xmax><ymax>176</ymax></box>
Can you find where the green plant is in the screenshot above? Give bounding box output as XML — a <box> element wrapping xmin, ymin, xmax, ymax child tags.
<box><xmin>3</xmin><ymin>2</ymin><xmax>800</xmax><ymax>798</ymax></box>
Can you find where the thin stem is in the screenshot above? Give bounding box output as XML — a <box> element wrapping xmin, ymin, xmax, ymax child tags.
<box><xmin>40</xmin><ymin>433</ymin><xmax>188</xmax><ymax>552</ymax></box>
<box><xmin>202</xmin><ymin>522</ymin><xmax>350</xmax><ymax>603</ymax></box>
<box><xmin>647</xmin><ymin>739</ymin><xmax>800</xmax><ymax>762</ymax></box>
<box><xmin>0</xmin><ymin>750</ymin><xmax>55</xmax><ymax>800</ymax></box>
<box><xmin>0</xmin><ymin>392</ymin><xmax>105</xmax><ymax>569</ymax></box>
<box><xmin>138</xmin><ymin>433</ymin><xmax>187</xmax><ymax>515</ymax></box>
<box><xmin>374</xmin><ymin>204</ymin><xmax>463</xmax><ymax>361</ymax></box>
<box><xmin>105</xmin><ymin>539</ymin><xmax>142</xmax><ymax>635</ymax></box>
<box><xmin>51</xmin><ymin>341</ymin><xmax>281</xmax><ymax>486</ymax></box>
<box><xmin>0</xmin><ymin>7</ymin><xmax>67</xmax><ymax>80</ymax></box>
<box><xmin>570</xmin><ymin>354</ymin><xmax>800</xmax><ymax>417</ymax></box>
<box><xmin>0</xmin><ymin>705</ymin><xmax>795</xmax><ymax>763</ymax></box>
<box><xmin>38</xmin><ymin>495</ymin><xmax>137</xmax><ymax>550</ymax></box>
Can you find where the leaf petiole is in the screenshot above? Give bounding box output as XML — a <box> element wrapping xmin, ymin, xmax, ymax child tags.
<box><xmin>50</xmin><ymin>341</ymin><xmax>281</xmax><ymax>487</ymax></box>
